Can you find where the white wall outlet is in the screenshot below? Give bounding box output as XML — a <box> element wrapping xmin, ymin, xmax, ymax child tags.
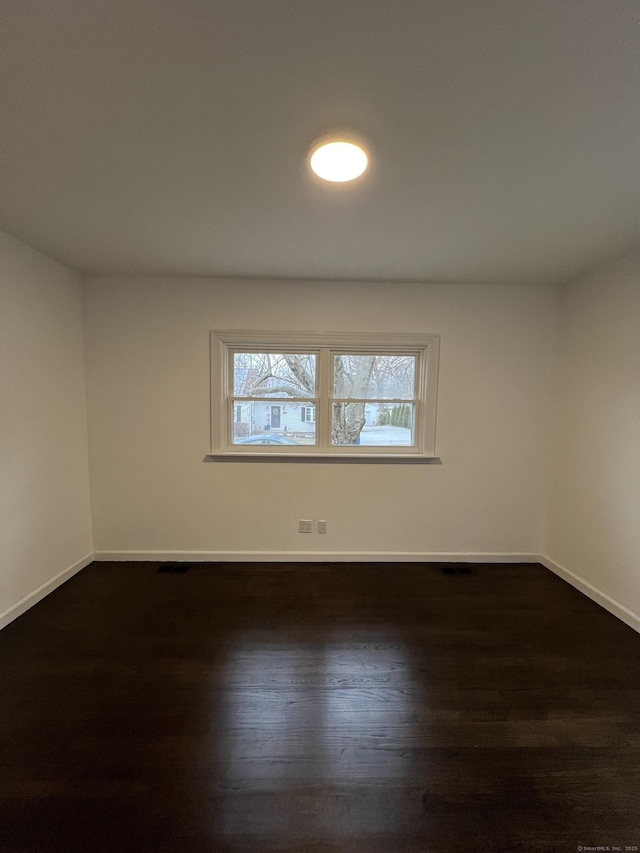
<box><xmin>317</xmin><ymin>520</ymin><xmax>327</xmax><ymax>534</ymax></box>
<box><xmin>298</xmin><ymin>519</ymin><xmax>312</xmax><ymax>533</ymax></box>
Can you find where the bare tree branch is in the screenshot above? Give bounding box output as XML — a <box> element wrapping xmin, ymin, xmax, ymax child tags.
<box><xmin>245</xmin><ymin>385</ymin><xmax>302</xmax><ymax>398</ymax></box>
<box><xmin>282</xmin><ymin>355</ymin><xmax>315</xmax><ymax>394</ymax></box>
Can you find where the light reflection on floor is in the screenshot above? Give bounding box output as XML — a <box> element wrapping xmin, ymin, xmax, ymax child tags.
<box><xmin>213</xmin><ymin>629</ymin><xmax>428</xmax><ymax>842</ymax></box>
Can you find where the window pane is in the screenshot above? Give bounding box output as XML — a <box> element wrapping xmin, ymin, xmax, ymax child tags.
<box><xmin>332</xmin><ymin>402</ymin><xmax>414</xmax><ymax>446</ymax></box>
<box><xmin>232</xmin><ymin>400</ymin><xmax>316</xmax><ymax>445</ymax></box>
<box><xmin>233</xmin><ymin>353</ymin><xmax>316</xmax><ymax>398</ymax></box>
<box><xmin>333</xmin><ymin>354</ymin><xmax>415</xmax><ymax>399</ymax></box>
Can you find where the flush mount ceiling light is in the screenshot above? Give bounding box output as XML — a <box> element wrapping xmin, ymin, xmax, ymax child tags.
<box><xmin>308</xmin><ymin>134</ymin><xmax>370</xmax><ymax>183</ymax></box>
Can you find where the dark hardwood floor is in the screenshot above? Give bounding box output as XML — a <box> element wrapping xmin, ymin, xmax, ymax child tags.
<box><xmin>0</xmin><ymin>561</ymin><xmax>638</xmax><ymax>852</ymax></box>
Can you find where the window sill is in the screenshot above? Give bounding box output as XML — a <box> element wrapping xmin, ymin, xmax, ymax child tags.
<box><xmin>204</xmin><ymin>452</ymin><xmax>442</xmax><ymax>464</ymax></box>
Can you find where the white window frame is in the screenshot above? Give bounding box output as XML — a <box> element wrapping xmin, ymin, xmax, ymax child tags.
<box><xmin>209</xmin><ymin>331</ymin><xmax>440</xmax><ymax>460</ymax></box>
<box><xmin>301</xmin><ymin>406</ymin><xmax>315</xmax><ymax>423</ymax></box>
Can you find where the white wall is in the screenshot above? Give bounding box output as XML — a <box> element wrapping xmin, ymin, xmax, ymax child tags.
<box><xmin>84</xmin><ymin>277</ymin><xmax>558</xmax><ymax>559</ymax></box>
<box><xmin>543</xmin><ymin>250</ymin><xmax>640</xmax><ymax>630</ymax></box>
<box><xmin>0</xmin><ymin>233</ymin><xmax>92</xmax><ymax>627</ymax></box>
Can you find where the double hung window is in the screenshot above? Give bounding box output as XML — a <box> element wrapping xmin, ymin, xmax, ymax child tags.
<box><xmin>210</xmin><ymin>332</ymin><xmax>439</xmax><ymax>458</ymax></box>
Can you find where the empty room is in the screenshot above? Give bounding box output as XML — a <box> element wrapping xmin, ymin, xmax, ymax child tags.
<box><xmin>1</xmin><ymin>1</ymin><xmax>639</xmax><ymax>851</ymax></box>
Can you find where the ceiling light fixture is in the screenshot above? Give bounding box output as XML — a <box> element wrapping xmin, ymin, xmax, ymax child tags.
<box><xmin>308</xmin><ymin>134</ymin><xmax>369</xmax><ymax>183</ymax></box>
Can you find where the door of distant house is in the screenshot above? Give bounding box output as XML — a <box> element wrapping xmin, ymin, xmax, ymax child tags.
<box><xmin>271</xmin><ymin>406</ymin><xmax>281</xmax><ymax>429</ymax></box>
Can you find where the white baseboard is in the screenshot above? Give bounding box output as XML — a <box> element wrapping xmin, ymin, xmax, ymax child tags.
<box><xmin>93</xmin><ymin>550</ymin><xmax>540</xmax><ymax>563</ymax></box>
<box><xmin>0</xmin><ymin>552</ymin><xmax>94</xmax><ymax>631</ymax></box>
<box><xmin>540</xmin><ymin>554</ymin><xmax>640</xmax><ymax>635</ymax></box>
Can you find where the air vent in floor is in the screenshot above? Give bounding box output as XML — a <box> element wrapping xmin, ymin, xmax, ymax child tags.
<box><xmin>440</xmin><ymin>566</ymin><xmax>473</xmax><ymax>575</ymax></box>
<box><xmin>157</xmin><ymin>564</ymin><xmax>191</xmax><ymax>573</ymax></box>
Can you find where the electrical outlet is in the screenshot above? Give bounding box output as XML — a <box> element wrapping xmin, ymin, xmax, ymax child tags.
<box><xmin>317</xmin><ymin>520</ymin><xmax>327</xmax><ymax>534</ymax></box>
<box><xmin>298</xmin><ymin>519</ymin><xmax>312</xmax><ymax>533</ymax></box>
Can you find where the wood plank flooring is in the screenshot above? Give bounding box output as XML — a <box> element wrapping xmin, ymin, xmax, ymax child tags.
<box><xmin>0</xmin><ymin>561</ymin><xmax>639</xmax><ymax>852</ymax></box>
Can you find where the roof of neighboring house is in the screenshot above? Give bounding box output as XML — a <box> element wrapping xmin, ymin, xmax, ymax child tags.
<box><xmin>234</xmin><ymin>368</ymin><xmax>297</xmax><ymax>398</ymax></box>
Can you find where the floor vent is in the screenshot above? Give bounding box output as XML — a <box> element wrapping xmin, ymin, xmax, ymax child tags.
<box><xmin>157</xmin><ymin>564</ymin><xmax>191</xmax><ymax>574</ymax></box>
<box><xmin>440</xmin><ymin>566</ymin><xmax>473</xmax><ymax>575</ymax></box>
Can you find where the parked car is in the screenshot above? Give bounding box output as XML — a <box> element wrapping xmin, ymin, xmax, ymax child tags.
<box><xmin>235</xmin><ymin>434</ymin><xmax>299</xmax><ymax>445</ymax></box>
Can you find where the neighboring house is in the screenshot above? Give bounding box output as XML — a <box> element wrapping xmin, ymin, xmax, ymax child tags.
<box><xmin>243</xmin><ymin>401</ymin><xmax>316</xmax><ymax>434</ymax></box>
<box><xmin>232</xmin><ymin>368</ymin><xmax>315</xmax><ymax>438</ymax></box>
<box><xmin>232</xmin><ymin>370</ymin><xmax>397</xmax><ymax>439</ymax></box>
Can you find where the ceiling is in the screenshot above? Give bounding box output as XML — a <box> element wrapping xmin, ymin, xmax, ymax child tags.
<box><xmin>2</xmin><ymin>0</ymin><xmax>639</xmax><ymax>283</ymax></box>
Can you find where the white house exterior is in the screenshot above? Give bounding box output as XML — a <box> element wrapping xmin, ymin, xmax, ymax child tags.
<box><xmin>233</xmin><ymin>400</ymin><xmax>315</xmax><ymax>439</ymax></box>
